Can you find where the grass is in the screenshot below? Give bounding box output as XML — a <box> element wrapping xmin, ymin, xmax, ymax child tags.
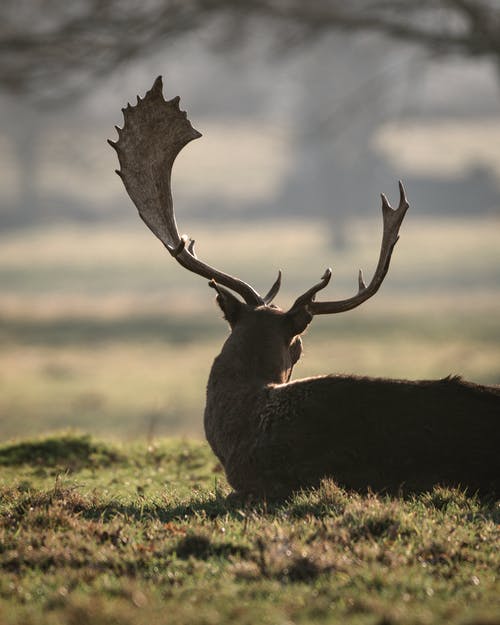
<box><xmin>0</xmin><ymin>433</ymin><xmax>499</xmax><ymax>625</ymax></box>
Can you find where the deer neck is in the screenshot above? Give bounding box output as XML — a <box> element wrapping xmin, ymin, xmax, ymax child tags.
<box><xmin>204</xmin><ymin>337</ymin><xmax>284</xmax><ymax>466</ymax></box>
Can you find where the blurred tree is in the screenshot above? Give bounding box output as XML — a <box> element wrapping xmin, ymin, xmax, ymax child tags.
<box><xmin>2</xmin><ymin>0</ymin><xmax>498</xmax><ymax>228</ymax></box>
<box><xmin>1</xmin><ymin>0</ymin><xmax>499</xmax><ymax>101</ymax></box>
<box><xmin>2</xmin><ymin>97</ymin><xmax>40</xmax><ymax>225</ymax></box>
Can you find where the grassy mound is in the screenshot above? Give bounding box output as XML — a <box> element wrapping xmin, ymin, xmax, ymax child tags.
<box><xmin>0</xmin><ymin>434</ymin><xmax>124</xmax><ymax>470</ymax></box>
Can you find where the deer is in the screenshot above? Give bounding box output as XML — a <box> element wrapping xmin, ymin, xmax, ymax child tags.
<box><xmin>109</xmin><ymin>77</ymin><xmax>500</xmax><ymax>498</ymax></box>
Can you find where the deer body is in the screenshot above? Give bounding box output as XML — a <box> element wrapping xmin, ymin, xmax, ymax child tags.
<box><xmin>110</xmin><ymin>78</ymin><xmax>500</xmax><ymax>498</ymax></box>
<box><xmin>204</xmin><ymin>306</ymin><xmax>500</xmax><ymax>496</ymax></box>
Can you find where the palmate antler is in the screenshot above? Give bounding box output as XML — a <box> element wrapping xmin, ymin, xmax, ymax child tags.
<box><xmin>110</xmin><ymin>76</ymin><xmax>408</xmax><ymax>315</ymax></box>
<box><xmin>109</xmin><ymin>76</ymin><xmax>281</xmax><ymax>306</ymax></box>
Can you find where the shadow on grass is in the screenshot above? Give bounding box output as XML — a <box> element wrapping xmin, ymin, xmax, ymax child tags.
<box><xmin>80</xmin><ymin>494</ymin><xmax>255</xmax><ymax>523</ymax></box>
<box><xmin>5</xmin><ymin>480</ymin><xmax>499</xmax><ymax>532</ymax></box>
<box><xmin>174</xmin><ymin>533</ymin><xmax>250</xmax><ymax>560</ymax></box>
<box><xmin>76</xmin><ymin>488</ymin><xmax>499</xmax><ymax>525</ymax></box>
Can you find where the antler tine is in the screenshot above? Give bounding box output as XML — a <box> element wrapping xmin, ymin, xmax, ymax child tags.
<box><xmin>111</xmin><ymin>76</ymin><xmax>281</xmax><ymax>307</ymax></box>
<box><xmin>263</xmin><ymin>270</ymin><xmax>282</xmax><ymax>305</ymax></box>
<box><xmin>288</xmin><ymin>268</ymin><xmax>332</xmax><ymax>314</ymax></box>
<box><xmin>298</xmin><ymin>182</ymin><xmax>408</xmax><ymax>315</ymax></box>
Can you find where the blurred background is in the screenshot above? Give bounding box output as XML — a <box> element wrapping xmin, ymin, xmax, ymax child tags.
<box><xmin>1</xmin><ymin>0</ymin><xmax>499</xmax><ymax>441</ymax></box>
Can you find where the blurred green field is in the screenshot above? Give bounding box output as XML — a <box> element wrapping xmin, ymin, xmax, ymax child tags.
<box><xmin>0</xmin><ymin>216</ymin><xmax>499</xmax><ymax>440</ymax></box>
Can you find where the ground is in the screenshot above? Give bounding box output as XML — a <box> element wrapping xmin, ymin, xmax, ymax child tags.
<box><xmin>1</xmin><ymin>434</ymin><xmax>499</xmax><ymax>625</ymax></box>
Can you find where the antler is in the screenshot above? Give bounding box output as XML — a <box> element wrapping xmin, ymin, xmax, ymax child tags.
<box><xmin>109</xmin><ymin>76</ymin><xmax>280</xmax><ymax>306</ymax></box>
<box><xmin>289</xmin><ymin>182</ymin><xmax>409</xmax><ymax>315</ymax></box>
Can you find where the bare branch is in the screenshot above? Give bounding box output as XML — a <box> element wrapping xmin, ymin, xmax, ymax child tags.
<box><xmin>1</xmin><ymin>0</ymin><xmax>499</xmax><ymax>100</ymax></box>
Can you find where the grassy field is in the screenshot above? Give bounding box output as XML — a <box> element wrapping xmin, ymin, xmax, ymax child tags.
<box><xmin>0</xmin><ymin>433</ymin><xmax>499</xmax><ymax>625</ymax></box>
<box><xmin>0</xmin><ymin>217</ymin><xmax>498</xmax><ymax>623</ymax></box>
<box><xmin>0</xmin><ymin>216</ymin><xmax>499</xmax><ymax>439</ymax></box>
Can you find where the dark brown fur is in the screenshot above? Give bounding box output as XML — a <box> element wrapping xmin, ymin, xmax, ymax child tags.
<box><xmin>205</xmin><ymin>304</ymin><xmax>500</xmax><ymax>498</ymax></box>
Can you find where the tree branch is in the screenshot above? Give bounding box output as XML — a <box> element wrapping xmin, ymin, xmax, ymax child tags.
<box><xmin>0</xmin><ymin>0</ymin><xmax>498</xmax><ymax>100</ymax></box>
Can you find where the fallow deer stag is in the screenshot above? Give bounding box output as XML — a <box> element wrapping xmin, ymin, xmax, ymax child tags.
<box><xmin>110</xmin><ymin>77</ymin><xmax>500</xmax><ymax>498</ymax></box>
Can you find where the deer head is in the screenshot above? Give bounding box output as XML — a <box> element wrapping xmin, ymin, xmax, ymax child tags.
<box><xmin>109</xmin><ymin>76</ymin><xmax>408</xmax><ymax>385</ymax></box>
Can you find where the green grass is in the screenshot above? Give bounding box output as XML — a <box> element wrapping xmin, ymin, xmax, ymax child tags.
<box><xmin>0</xmin><ymin>434</ymin><xmax>499</xmax><ymax>625</ymax></box>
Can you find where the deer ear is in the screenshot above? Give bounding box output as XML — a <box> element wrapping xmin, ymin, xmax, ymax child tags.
<box><xmin>209</xmin><ymin>280</ymin><xmax>243</xmax><ymax>326</ymax></box>
<box><xmin>285</xmin><ymin>305</ymin><xmax>313</xmax><ymax>337</ymax></box>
